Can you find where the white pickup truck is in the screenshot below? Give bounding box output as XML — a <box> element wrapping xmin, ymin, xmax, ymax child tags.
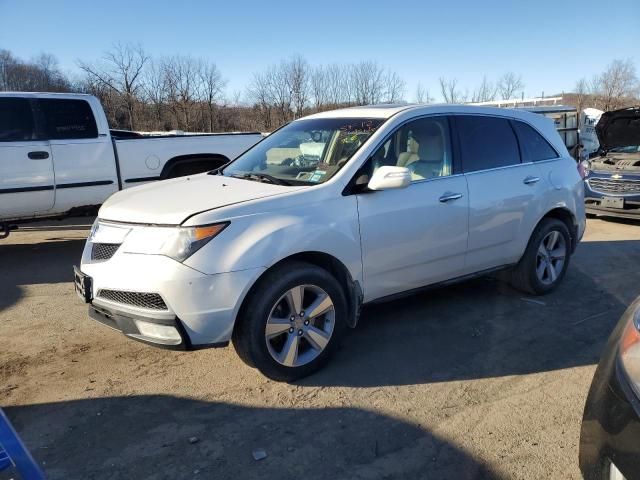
<box><xmin>0</xmin><ymin>92</ymin><xmax>263</xmax><ymax>237</ymax></box>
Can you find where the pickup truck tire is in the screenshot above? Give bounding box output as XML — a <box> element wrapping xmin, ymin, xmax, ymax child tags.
<box><xmin>232</xmin><ymin>261</ymin><xmax>347</xmax><ymax>382</ymax></box>
<box><xmin>509</xmin><ymin>218</ymin><xmax>571</xmax><ymax>295</ymax></box>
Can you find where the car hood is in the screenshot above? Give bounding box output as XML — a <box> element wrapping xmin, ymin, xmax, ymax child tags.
<box><xmin>99</xmin><ymin>173</ymin><xmax>299</xmax><ymax>225</ymax></box>
<box><xmin>596</xmin><ymin>107</ymin><xmax>640</xmax><ymax>150</ymax></box>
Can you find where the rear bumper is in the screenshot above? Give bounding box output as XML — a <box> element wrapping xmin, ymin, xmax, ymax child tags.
<box><xmin>579</xmin><ymin>303</ymin><xmax>640</xmax><ymax>479</ymax></box>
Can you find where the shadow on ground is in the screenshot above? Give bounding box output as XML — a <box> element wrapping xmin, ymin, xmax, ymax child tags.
<box><xmin>5</xmin><ymin>395</ymin><xmax>501</xmax><ymax>480</ymax></box>
<box><xmin>0</xmin><ymin>239</ymin><xmax>85</xmax><ymax>287</ymax></box>
<box><xmin>303</xmin><ymin>239</ymin><xmax>640</xmax><ymax>387</ymax></box>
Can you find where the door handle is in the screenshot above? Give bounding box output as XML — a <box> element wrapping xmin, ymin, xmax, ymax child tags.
<box><xmin>439</xmin><ymin>192</ymin><xmax>463</xmax><ymax>203</ymax></box>
<box><xmin>28</xmin><ymin>151</ymin><xmax>49</xmax><ymax>160</ymax></box>
<box><xmin>523</xmin><ymin>175</ymin><xmax>540</xmax><ymax>185</ymax></box>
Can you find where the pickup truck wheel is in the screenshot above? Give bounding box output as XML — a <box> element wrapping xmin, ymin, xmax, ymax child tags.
<box><xmin>232</xmin><ymin>261</ymin><xmax>347</xmax><ymax>382</ymax></box>
<box><xmin>509</xmin><ymin>218</ymin><xmax>571</xmax><ymax>295</ymax></box>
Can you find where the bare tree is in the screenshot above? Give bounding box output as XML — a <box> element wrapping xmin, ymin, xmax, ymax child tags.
<box><xmin>0</xmin><ymin>49</ymin><xmax>70</xmax><ymax>92</ymax></box>
<box><xmin>414</xmin><ymin>83</ymin><xmax>433</xmax><ymax>104</ymax></box>
<box><xmin>310</xmin><ymin>66</ymin><xmax>328</xmax><ymax>110</ymax></box>
<box><xmin>78</xmin><ymin>43</ymin><xmax>149</xmax><ymax>130</ymax></box>
<box><xmin>439</xmin><ymin>77</ymin><xmax>467</xmax><ymax>103</ymax></box>
<box><xmin>285</xmin><ymin>55</ymin><xmax>309</xmax><ymax>118</ymax></box>
<box><xmin>199</xmin><ymin>61</ymin><xmax>226</xmax><ymax>131</ymax></box>
<box><xmin>142</xmin><ymin>60</ymin><xmax>169</xmax><ymax>130</ymax></box>
<box><xmin>384</xmin><ymin>71</ymin><xmax>405</xmax><ymax>103</ymax></box>
<box><xmin>497</xmin><ymin>72</ymin><xmax>524</xmax><ymax>100</ymax></box>
<box><xmin>247</xmin><ymin>71</ymin><xmax>275</xmax><ymax>129</ymax></box>
<box><xmin>163</xmin><ymin>55</ymin><xmax>203</xmax><ymax>131</ymax></box>
<box><xmin>471</xmin><ymin>76</ymin><xmax>496</xmax><ymax>103</ymax></box>
<box><xmin>574</xmin><ymin>78</ymin><xmax>590</xmax><ymax>113</ymax></box>
<box><xmin>350</xmin><ymin>61</ymin><xmax>386</xmax><ymax>105</ymax></box>
<box><xmin>591</xmin><ymin>59</ymin><xmax>639</xmax><ymax>111</ymax></box>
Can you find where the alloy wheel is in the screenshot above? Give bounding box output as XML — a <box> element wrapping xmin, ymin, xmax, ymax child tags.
<box><xmin>535</xmin><ymin>230</ymin><xmax>567</xmax><ymax>286</ymax></box>
<box><xmin>264</xmin><ymin>284</ymin><xmax>335</xmax><ymax>367</ymax></box>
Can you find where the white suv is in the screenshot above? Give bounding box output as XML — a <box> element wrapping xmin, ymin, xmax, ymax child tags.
<box><xmin>75</xmin><ymin>104</ymin><xmax>586</xmax><ymax>381</ymax></box>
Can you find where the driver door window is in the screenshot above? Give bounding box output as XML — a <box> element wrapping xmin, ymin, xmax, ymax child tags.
<box><xmin>371</xmin><ymin>116</ymin><xmax>453</xmax><ymax>181</ymax></box>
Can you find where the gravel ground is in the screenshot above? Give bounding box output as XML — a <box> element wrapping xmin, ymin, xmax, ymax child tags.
<box><xmin>1</xmin><ymin>216</ymin><xmax>639</xmax><ymax>479</ymax></box>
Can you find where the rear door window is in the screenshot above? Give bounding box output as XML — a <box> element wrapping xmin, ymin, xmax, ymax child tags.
<box><xmin>0</xmin><ymin>97</ymin><xmax>36</xmax><ymax>142</ymax></box>
<box><xmin>456</xmin><ymin>115</ymin><xmax>521</xmax><ymax>172</ymax></box>
<box><xmin>37</xmin><ymin>99</ymin><xmax>98</xmax><ymax>140</ymax></box>
<box><xmin>511</xmin><ymin>120</ymin><xmax>558</xmax><ymax>162</ymax></box>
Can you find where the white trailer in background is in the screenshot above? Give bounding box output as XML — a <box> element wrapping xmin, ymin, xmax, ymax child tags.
<box><xmin>580</xmin><ymin>108</ymin><xmax>604</xmax><ymax>157</ymax></box>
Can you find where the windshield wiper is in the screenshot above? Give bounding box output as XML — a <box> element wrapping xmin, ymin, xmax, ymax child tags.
<box><xmin>228</xmin><ymin>172</ymin><xmax>291</xmax><ymax>186</ymax></box>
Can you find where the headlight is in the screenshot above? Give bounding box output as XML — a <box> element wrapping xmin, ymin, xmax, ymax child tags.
<box><xmin>578</xmin><ymin>160</ymin><xmax>591</xmax><ymax>179</ymax></box>
<box><xmin>160</xmin><ymin>223</ymin><xmax>228</xmax><ymax>262</ymax></box>
<box><xmin>619</xmin><ymin>306</ymin><xmax>640</xmax><ymax>397</ymax></box>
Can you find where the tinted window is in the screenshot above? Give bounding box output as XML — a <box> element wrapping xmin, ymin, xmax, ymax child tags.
<box><xmin>370</xmin><ymin>116</ymin><xmax>453</xmax><ymax>181</ymax></box>
<box><xmin>0</xmin><ymin>98</ymin><xmax>35</xmax><ymax>142</ymax></box>
<box><xmin>512</xmin><ymin>120</ymin><xmax>558</xmax><ymax>162</ymax></box>
<box><xmin>38</xmin><ymin>99</ymin><xmax>98</xmax><ymax>140</ymax></box>
<box><xmin>457</xmin><ymin>115</ymin><xmax>520</xmax><ymax>172</ymax></box>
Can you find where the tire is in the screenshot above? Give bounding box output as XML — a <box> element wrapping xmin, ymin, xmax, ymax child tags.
<box><xmin>232</xmin><ymin>261</ymin><xmax>348</xmax><ymax>382</ymax></box>
<box><xmin>509</xmin><ymin>218</ymin><xmax>571</xmax><ymax>295</ymax></box>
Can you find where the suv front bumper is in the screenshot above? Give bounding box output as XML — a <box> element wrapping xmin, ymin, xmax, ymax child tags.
<box><xmin>79</xmin><ymin>247</ymin><xmax>265</xmax><ymax>348</ymax></box>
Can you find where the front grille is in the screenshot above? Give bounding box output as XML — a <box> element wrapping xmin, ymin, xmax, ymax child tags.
<box><xmin>588</xmin><ymin>178</ymin><xmax>640</xmax><ymax>195</ymax></box>
<box><xmin>91</xmin><ymin>243</ymin><xmax>120</xmax><ymax>261</ymax></box>
<box><xmin>96</xmin><ymin>289</ymin><xmax>168</xmax><ymax>310</ymax></box>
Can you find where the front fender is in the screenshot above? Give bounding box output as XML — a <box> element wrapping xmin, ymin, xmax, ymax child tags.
<box><xmin>183</xmin><ymin>195</ymin><xmax>363</xmax><ymax>287</ymax></box>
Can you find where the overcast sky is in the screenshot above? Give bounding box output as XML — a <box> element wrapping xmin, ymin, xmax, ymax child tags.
<box><xmin>1</xmin><ymin>0</ymin><xmax>638</xmax><ymax>102</ymax></box>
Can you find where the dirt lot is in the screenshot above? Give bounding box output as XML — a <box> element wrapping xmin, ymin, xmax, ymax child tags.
<box><xmin>1</xmin><ymin>217</ymin><xmax>639</xmax><ymax>479</ymax></box>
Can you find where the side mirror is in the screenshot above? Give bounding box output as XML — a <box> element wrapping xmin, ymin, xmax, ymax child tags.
<box><xmin>367</xmin><ymin>166</ymin><xmax>411</xmax><ymax>191</ymax></box>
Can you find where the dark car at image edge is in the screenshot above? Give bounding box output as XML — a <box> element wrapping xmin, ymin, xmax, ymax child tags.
<box><xmin>579</xmin><ymin>297</ymin><xmax>640</xmax><ymax>480</ymax></box>
<box><xmin>583</xmin><ymin>106</ymin><xmax>640</xmax><ymax>219</ymax></box>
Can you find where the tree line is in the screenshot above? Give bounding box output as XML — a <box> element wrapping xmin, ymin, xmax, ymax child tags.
<box><xmin>1</xmin><ymin>44</ymin><xmax>638</xmax><ymax>133</ymax></box>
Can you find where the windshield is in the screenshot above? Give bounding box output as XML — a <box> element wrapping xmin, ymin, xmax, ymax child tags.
<box><xmin>222</xmin><ymin>117</ymin><xmax>384</xmax><ymax>185</ymax></box>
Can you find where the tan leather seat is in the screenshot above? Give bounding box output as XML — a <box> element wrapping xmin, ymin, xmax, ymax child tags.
<box><xmin>397</xmin><ymin>137</ymin><xmax>419</xmax><ymax>167</ymax></box>
<box><xmin>409</xmin><ymin>129</ymin><xmax>446</xmax><ymax>180</ymax></box>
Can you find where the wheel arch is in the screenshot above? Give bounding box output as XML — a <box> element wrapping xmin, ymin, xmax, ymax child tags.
<box><xmin>160</xmin><ymin>153</ymin><xmax>231</xmax><ymax>179</ymax></box>
<box><xmin>235</xmin><ymin>251</ymin><xmax>363</xmax><ymax>334</ymax></box>
<box><xmin>539</xmin><ymin>206</ymin><xmax>579</xmax><ymax>252</ymax></box>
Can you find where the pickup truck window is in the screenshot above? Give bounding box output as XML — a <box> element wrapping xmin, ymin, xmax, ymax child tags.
<box><xmin>37</xmin><ymin>99</ymin><xmax>98</xmax><ymax>140</ymax></box>
<box><xmin>0</xmin><ymin>98</ymin><xmax>35</xmax><ymax>142</ymax></box>
<box><xmin>222</xmin><ymin>117</ymin><xmax>384</xmax><ymax>185</ymax></box>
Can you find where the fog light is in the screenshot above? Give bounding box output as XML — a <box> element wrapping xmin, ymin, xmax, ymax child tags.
<box><xmin>134</xmin><ymin>320</ymin><xmax>182</xmax><ymax>344</ymax></box>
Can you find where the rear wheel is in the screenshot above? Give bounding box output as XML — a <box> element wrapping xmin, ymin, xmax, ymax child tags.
<box><xmin>232</xmin><ymin>261</ymin><xmax>347</xmax><ymax>381</ymax></box>
<box><xmin>509</xmin><ymin>218</ymin><xmax>571</xmax><ymax>295</ymax></box>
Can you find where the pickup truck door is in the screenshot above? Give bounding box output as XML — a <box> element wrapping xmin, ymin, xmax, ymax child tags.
<box><xmin>35</xmin><ymin>98</ymin><xmax>118</xmax><ymax>212</ymax></box>
<box><xmin>0</xmin><ymin>97</ymin><xmax>55</xmax><ymax>218</ymax></box>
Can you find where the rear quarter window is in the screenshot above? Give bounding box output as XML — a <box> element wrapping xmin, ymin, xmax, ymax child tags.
<box><xmin>456</xmin><ymin>115</ymin><xmax>521</xmax><ymax>172</ymax></box>
<box><xmin>511</xmin><ymin>120</ymin><xmax>558</xmax><ymax>162</ymax></box>
<box><xmin>37</xmin><ymin>99</ymin><xmax>98</xmax><ymax>140</ymax></box>
<box><xmin>0</xmin><ymin>97</ymin><xmax>35</xmax><ymax>142</ymax></box>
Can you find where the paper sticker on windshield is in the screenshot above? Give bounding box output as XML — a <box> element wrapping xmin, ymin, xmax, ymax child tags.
<box><xmin>308</xmin><ymin>170</ymin><xmax>327</xmax><ymax>183</ymax></box>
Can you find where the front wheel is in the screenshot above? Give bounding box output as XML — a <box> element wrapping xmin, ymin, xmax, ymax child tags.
<box><xmin>232</xmin><ymin>261</ymin><xmax>347</xmax><ymax>381</ymax></box>
<box><xmin>509</xmin><ymin>218</ymin><xmax>571</xmax><ymax>295</ymax></box>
